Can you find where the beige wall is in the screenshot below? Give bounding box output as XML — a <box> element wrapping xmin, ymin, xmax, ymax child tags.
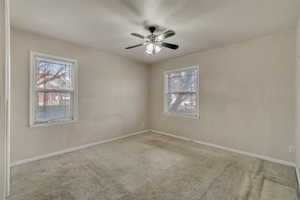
<box><xmin>11</xmin><ymin>28</ymin><xmax>149</xmax><ymax>163</ymax></box>
<box><xmin>11</xmin><ymin>27</ymin><xmax>297</xmax><ymax>165</ymax></box>
<box><xmin>149</xmin><ymin>31</ymin><xmax>296</xmax><ymax>162</ymax></box>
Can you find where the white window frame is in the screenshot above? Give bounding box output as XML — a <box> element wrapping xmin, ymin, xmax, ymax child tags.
<box><xmin>163</xmin><ymin>66</ymin><xmax>199</xmax><ymax>119</ymax></box>
<box><xmin>30</xmin><ymin>51</ymin><xmax>79</xmax><ymax>127</ymax></box>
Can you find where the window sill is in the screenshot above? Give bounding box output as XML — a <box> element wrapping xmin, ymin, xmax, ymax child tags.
<box><xmin>163</xmin><ymin>112</ymin><xmax>199</xmax><ymax>120</ymax></box>
<box><xmin>30</xmin><ymin>119</ymin><xmax>78</xmax><ymax>128</ymax></box>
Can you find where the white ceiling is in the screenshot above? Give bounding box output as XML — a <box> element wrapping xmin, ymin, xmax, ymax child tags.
<box><xmin>11</xmin><ymin>0</ymin><xmax>300</xmax><ymax>64</ymax></box>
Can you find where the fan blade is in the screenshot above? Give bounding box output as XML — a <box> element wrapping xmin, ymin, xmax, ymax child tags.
<box><xmin>125</xmin><ymin>44</ymin><xmax>144</xmax><ymax>49</ymax></box>
<box><xmin>161</xmin><ymin>42</ymin><xmax>179</xmax><ymax>50</ymax></box>
<box><xmin>158</xmin><ymin>30</ymin><xmax>175</xmax><ymax>40</ymax></box>
<box><xmin>131</xmin><ymin>33</ymin><xmax>145</xmax><ymax>39</ymax></box>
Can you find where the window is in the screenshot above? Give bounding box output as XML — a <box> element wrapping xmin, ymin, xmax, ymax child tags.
<box><xmin>164</xmin><ymin>66</ymin><xmax>199</xmax><ymax>118</ymax></box>
<box><xmin>30</xmin><ymin>52</ymin><xmax>78</xmax><ymax>127</ymax></box>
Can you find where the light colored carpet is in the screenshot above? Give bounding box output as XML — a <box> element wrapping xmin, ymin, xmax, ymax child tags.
<box><xmin>8</xmin><ymin>132</ymin><xmax>298</xmax><ymax>200</ymax></box>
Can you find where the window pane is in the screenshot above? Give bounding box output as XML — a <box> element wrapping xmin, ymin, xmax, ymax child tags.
<box><xmin>35</xmin><ymin>58</ymin><xmax>72</xmax><ymax>89</ymax></box>
<box><xmin>167</xmin><ymin>93</ymin><xmax>197</xmax><ymax>115</ymax></box>
<box><xmin>166</xmin><ymin>68</ymin><xmax>197</xmax><ymax>93</ymax></box>
<box><xmin>35</xmin><ymin>92</ymin><xmax>73</xmax><ymax>123</ymax></box>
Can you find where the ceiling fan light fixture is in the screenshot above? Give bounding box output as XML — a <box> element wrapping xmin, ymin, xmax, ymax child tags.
<box><xmin>125</xmin><ymin>26</ymin><xmax>178</xmax><ymax>53</ymax></box>
<box><xmin>146</xmin><ymin>43</ymin><xmax>161</xmax><ymax>55</ymax></box>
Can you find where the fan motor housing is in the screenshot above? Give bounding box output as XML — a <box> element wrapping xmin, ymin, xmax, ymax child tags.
<box><xmin>149</xmin><ymin>26</ymin><xmax>156</xmax><ymax>34</ymax></box>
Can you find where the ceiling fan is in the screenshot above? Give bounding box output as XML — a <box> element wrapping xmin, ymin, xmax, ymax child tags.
<box><xmin>125</xmin><ymin>26</ymin><xmax>179</xmax><ymax>55</ymax></box>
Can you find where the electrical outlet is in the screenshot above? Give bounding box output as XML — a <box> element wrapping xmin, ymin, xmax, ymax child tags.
<box><xmin>289</xmin><ymin>145</ymin><xmax>296</xmax><ymax>153</ymax></box>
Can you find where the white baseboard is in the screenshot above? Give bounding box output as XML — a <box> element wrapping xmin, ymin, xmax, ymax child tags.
<box><xmin>150</xmin><ymin>129</ymin><xmax>295</xmax><ymax>167</ymax></box>
<box><xmin>10</xmin><ymin>129</ymin><xmax>149</xmax><ymax>167</ymax></box>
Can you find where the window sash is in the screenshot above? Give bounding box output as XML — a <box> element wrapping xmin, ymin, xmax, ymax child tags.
<box><xmin>33</xmin><ymin>91</ymin><xmax>74</xmax><ymax>124</ymax></box>
<box><xmin>34</xmin><ymin>56</ymin><xmax>74</xmax><ymax>90</ymax></box>
<box><xmin>164</xmin><ymin>93</ymin><xmax>197</xmax><ymax>114</ymax></box>
<box><xmin>165</xmin><ymin>67</ymin><xmax>198</xmax><ymax>94</ymax></box>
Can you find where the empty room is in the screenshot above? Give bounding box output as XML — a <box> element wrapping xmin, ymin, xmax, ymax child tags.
<box><xmin>2</xmin><ymin>0</ymin><xmax>300</xmax><ymax>199</ymax></box>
